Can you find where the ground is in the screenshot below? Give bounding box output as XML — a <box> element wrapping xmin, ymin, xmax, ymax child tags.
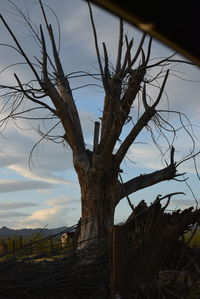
<box><xmin>0</xmin><ymin>245</ymin><xmax>200</xmax><ymax>298</ymax></box>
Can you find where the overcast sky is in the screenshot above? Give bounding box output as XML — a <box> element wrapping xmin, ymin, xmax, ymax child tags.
<box><xmin>0</xmin><ymin>0</ymin><xmax>199</xmax><ymax>229</ymax></box>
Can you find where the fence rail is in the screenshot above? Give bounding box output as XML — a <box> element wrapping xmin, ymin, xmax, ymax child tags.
<box><xmin>0</xmin><ymin>208</ymin><xmax>199</xmax><ymax>298</ymax></box>
<box><xmin>0</xmin><ymin>218</ymin><xmax>108</xmax><ymax>263</ymax></box>
<box><xmin>0</xmin><ymin>223</ymin><xmax>79</xmax><ymax>263</ymax></box>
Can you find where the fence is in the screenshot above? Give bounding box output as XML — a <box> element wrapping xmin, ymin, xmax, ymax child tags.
<box><xmin>0</xmin><ymin>219</ymin><xmax>110</xmax><ymax>298</ymax></box>
<box><xmin>0</xmin><ymin>224</ymin><xmax>77</xmax><ymax>263</ymax></box>
<box><xmin>0</xmin><ymin>220</ymin><xmax>125</xmax><ymax>298</ymax></box>
<box><xmin>0</xmin><ymin>216</ymin><xmax>177</xmax><ymax>298</ymax></box>
<box><xmin>1</xmin><ymin>208</ymin><xmax>197</xmax><ymax>298</ymax></box>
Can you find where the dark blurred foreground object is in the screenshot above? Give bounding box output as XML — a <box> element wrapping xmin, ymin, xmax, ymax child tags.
<box><xmin>89</xmin><ymin>0</ymin><xmax>200</xmax><ymax>66</ymax></box>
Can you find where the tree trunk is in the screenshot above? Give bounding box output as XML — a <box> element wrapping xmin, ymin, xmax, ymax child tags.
<box><xmin>73</xmin><ymin>151</ymin><xmax>121</xmax><ymax>249</ymax></box>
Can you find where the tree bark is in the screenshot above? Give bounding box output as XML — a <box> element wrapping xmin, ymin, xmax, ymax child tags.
<box><xmin>119</xmin><ymin>163</ymin><xmax>177</xmax><ymax>201</ymax></box>
<box><xmin>73</xmin><ymin>151</ymin><xmax>121</xmax><ymax>248</ymax></box>
<box><xmin>73</xmin><ymin>147</ymin><xmax>178</xmax><ymax>248</ymax></box>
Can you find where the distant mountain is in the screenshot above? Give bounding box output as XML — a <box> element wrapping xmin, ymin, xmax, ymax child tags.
<box><xmin>0</xmin><ymin>226</ymin><xmax>68</xmax><ymax>238</ymax></box>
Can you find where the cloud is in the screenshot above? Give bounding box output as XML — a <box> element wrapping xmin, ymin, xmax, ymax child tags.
<box><xmin>17</xmin><ymin>194</ymin><xmax>81</xmax><ymax>229</ymax></box>
<box><xmin>0</xmin><ymin>110</ymin><xmax>97</xmax><ymax>186</ymax></box>
<box><xmin>46</xmin><ymin>195</ymin><xmax>79</xmax><ymax>207</ymax></box>
<box><xmin>125</xmin><ymin>137</ymin><xmax>200</xmax><ymax>176</ymax></box>
<box><xmin>126</xmin><ymin>145</ymin><xmax>163</xmax><ymax>171</ymax></box>
<box><xmin>36</xmin><ymin>189</ymin><xmax>52</xmax><ymax>194</ymax></box>
<box><xmin>0</xmin><ymin>0</ymin><xmax>199</xmax><ymax>230</ymax></box>
<box><xmin>0</xmin><ymin>128</ymin><xmax>74</xmax><ymax>186</ymax></box>
<box><xmin>79</xmin><ymin>111</ymin><xmax>98</xmax><ymax>138</ymax></box>
<box><xmin>0</xmin><ymin>202</ymin><xmax>37</xmax><ymax>210</ymax></box>
<box><xmin>0</xmin><ymin>179</ymin><xmax>53</xmax><ymax>193</ymax></box>
<box><xmin>168</xmin><ymin>198</ymin><xmax>199</xmax><ymax>210</ymax></box>
<box><xmin>0</xmin><ymin>211</ymin><xmax>30</xmax><ymax>218</ymax></box>
<box><xmin>8</xmin><ymin>164</ymin><xmax>72</xmax><ymax>185</ymax></box>
<box><xmin>0</xmin><ymin>194</ymin><xmax>80</xmax><ymax>229</ymax></box>
<box><xmin>19</xmin><ymin>206</ymin><xmax>68</xmax><ymax>229</ymax></box>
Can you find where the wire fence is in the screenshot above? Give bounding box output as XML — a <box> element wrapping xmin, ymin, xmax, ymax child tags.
<box><xmin>0</xmin><ymin>218</ymin><xmax>110</xmax><ymax>298</ymax></box>
<box><xmin>0</xmin><ymin>224</ymin><xmax>77</xmax><ymax>263</ymax></box>
<box><xmin>0</xmin><ymin>206</ymin><xmax>199</xmax><ymax>298</ymax></box>
<box><xmin>0</xmin><ymin>217</ymin><xmax>109</xmax><ymax>266</ymax></box>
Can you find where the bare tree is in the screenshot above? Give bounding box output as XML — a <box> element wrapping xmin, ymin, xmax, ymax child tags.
<box><xmin>0</xmin><ymin>1</ymin><xmax>199</xmax><ymax>248</ymax></box>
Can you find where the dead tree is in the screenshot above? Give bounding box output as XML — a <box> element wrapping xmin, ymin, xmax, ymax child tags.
<box><xmin>111</xmin><ymin>193</ymin><xmax>200</xmax><ymax>297</ymax></box>
<box><xmin>0</xmin><ymin>1</ymin><xmax>199</xmax><ymax>248</ymax></box>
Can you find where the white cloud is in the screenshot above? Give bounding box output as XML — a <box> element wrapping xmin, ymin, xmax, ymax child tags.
<box><xmin>0</xmin><ymin>211</ymin><xmax>30</xmax><ymax>218</ymax></box>
<box><xmin>8</xmin><ymin>164</ymin><xmax>72</xmax><ymax>185</ymax></box>
<box><xmin>126</xmin><ymin>145</ymin><xmax>163</xmax><ymax>170</ymax></box>
<box><xmin>19</xmin><ymin>206</ymin><xmax>68</xmax><ymax>229</ymax></box>
<box><xmin>36</xmin><ymin>189</ymin><xmax>52</xmax><ymax>194</ymax></box>
<box><xmin>0</xmin><ymin>0</ymin><xmax>199</xmax><ymax>230</ymax></box>
<box><xmin>61</xmin><ymin>0</ymin><xmax>121</xmax><ymax>63</ymax></box>
<box><xmin>79</xmin><ymin>111</ymin><xmax>98</xmax><ymax>138</ymax></box>
<box><xmin>0</xmin><ymin>193</ymin><xmax>81</xmax><ymax>229</ymax></box>
<box><xmin>46</xmin><ymin>195</ymin><xmax>79</xmax><ymax>207</ymax></box>
<box><xmin>0</xmin><ymin>128</ymin><xmax>74</xmax><ymax>186</ymax></box>
<box><xmin>17</xmin><ymin>194</ymin><xmax>81</xmax><ymax>228</ymax></box>
<box><xmin>0</xmin><ymin>179</ymin><xmax>53</xmax><ymax>193</ymax></box>
<box><xmin>0</xmin><ymin>194</ymin><xmax>80</xmax><ymax>229</ymax></box>
<box><xmin>125</xmin><ymin>136</ymin><xmax>200</xmax><ymax>176</ymax></box>
<box><xmin>0</xmin><ymin>109</ymin><xmax>97</xmax><ymax>186</ymax></box>
<box><xmin>0</xmin><ymin>202</ymin><xmax>37</xmax><ymax>210</ymax></box>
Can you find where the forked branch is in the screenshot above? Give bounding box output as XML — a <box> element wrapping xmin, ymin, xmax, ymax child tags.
<box><xmin>115</xmin><ymin>69</ymin><xmax>170</xmax><ymax>165</ymax></box>
<box><xmin>118</xmin><ymin>147</ymin><xmax>178</xmax><ymax>202</ymax></box>
<box><xmin>0</xmin><ymin>2</ymin><xmax>86</xmax><ymax>156</ymax></box>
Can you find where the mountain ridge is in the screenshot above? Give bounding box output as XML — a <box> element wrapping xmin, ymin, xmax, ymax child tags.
<box><xmin>0</xmin><ymin>226</ymin><xmax>68</xmax><ymax>237</ymax></box>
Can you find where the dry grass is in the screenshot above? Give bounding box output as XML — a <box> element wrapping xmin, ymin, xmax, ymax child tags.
<box><xmin>184</xmin><ymin>230</ymin><xmax>200</xmax><ymax>248</ymax></box>
<box><xmin>0</xmin><ymin>239</ymin><xmax>109</xmax><ymax>299</ymax></box>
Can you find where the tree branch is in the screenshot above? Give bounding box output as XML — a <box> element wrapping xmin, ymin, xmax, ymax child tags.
<box><xmin>99</xmin><ymin>65</ymin><xmax>146</xmax><ymax>160</ymax></box>
<box><xmin>115</xmin><ymin>70</ymin><xmax>170</xmax><ymax>165</ymax></box>
<box><xmin>129</xmin><ymin>32</ymin><xmax>146</xmax><ymax>70</ymax></box>
<box><xmin>40</xmin><ymin>25</ymin><xmax>48</xmax><ymax>80</ymax></box>
<box><xmin>46</xmin><ymin>24</ymin><xmax>85</xmax><ymax>154</ymax></box>
<box><xmin>87</xmin><ymin>1</ymin><xmax>105</xmax><ymax>88</ymax></box>
<box><xmin>115</xmin><ymin>107</ymin><xmax>156</xmax><ymax>165</ymax></box>
<box><xmin>13</xmin><ymin>73</ymin><xmax>56</xmax><ymax>114</ymax></box>
<box><xmin>0</xmin><ymin>15</ymin><xmax>41</xmax><ymax>84</ymax></box>
<box><xmin>1</xmin><ymin>4</ymin><xmax>86</xmax><ymax>157</ymax></box>
<box><xmin>115</xmin><ymin>18</ymin><xmax>123</xmax><ymax>74</ymax></box>
<box><xmin>118</xmin><ymin>163</ymin><xmax>177</xmax><ymax>202</ymax></box>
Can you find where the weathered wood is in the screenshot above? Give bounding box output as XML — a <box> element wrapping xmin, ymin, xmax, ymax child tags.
<box><xmin>0</xmin><ymin>1</ymin><xmax>198</xmax><ymax>263</ymax></box>
<box><xmin>76</xmin><ymin>167</ymin><xmax>120</xmax><ymax>249</ymax></box>
<box><xmin>12</xmin><ymin>239</ymin><xmax>15</xmax><ymax>255</ymax></box>
<box><xmin>0</xmin><ymin>240</ymin><xmax>8</xmax><ymax>255</ymax></box>
<box><xmin>29</xmin><ymin>240</ymin><xmax>33</xmax><ymax>255</ymax></box>
<box><xmin>19</xmin><ymin>235</ymin><xmax>23</xmax><ymax>248</ymax></box>
<box><xmin>110</xmin><ymin>226</ymin><xmax>126</xmax><ymax>298</ymax></box>
<box><xmin>93</xmin><ymin>121</ymin><xmax>100</xmax><ymax>153</ymax></box>
<box><xmin>110</xmin><ymin>198</ymin><xmax>200</xmax><ymax>297</ymax></box>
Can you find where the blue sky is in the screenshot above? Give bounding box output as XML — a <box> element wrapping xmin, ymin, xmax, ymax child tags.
<box><xmin>0</xmin><ymin>0</ymin><xmax>199</xmax><ymax>229</ymax></box>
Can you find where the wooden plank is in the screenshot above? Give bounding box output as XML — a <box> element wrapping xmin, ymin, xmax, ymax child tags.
<box><xmin>110</xmin><ymin>225</ymin><xmax>126</xmax><ymax>297</ymax></box>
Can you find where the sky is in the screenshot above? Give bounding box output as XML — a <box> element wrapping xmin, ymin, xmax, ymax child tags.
<box><xmin>0</xmin><ymin>0</ymin><xmax>199</xmax><ymax>229</ymax></box>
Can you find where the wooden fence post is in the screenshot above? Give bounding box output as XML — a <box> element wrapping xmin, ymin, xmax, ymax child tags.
<box><xmin>110</xmin><ymin>225</ymin><xmax>126</xmax><ymax>298</ymax></box>
<box><xmin>19</xmin><ymin>235</ymin><xmax>23</xmax><ymax>248</ymax></box>
<box><xmin>50</xmin><ymin>238</ymin><xmax>53</xmax><ymax>255</ymax></box>
<box><xmin>7</xmin><ymin>237</ymin><xmax>11</xmax><ymax>251</ymax></box>
<box><xmin>12</xmin><ymin>239</ymin><xmax>15</xmax><ymax>255</ymax></box>
<box><xmin>29</xmin><ymin>240</ymin><xmax>33</xmax><ymax>255</ymax></box>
